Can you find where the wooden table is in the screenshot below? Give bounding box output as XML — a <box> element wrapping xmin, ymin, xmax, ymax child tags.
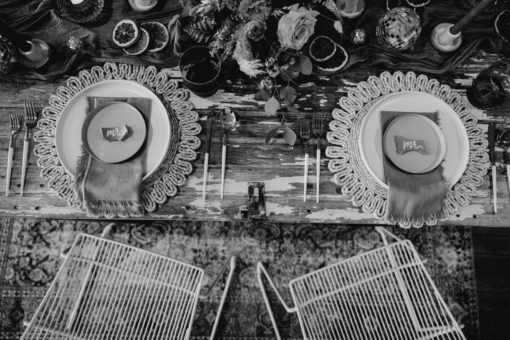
<box><xmin>0</xmin><ymin>50</ymin><xmax>509</xmax><ymax>226</ymax></box>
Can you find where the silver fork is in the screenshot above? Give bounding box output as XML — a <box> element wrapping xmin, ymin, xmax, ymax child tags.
<box><xmin>6</xmin><ymin>113</ymin><xmax>22</xmax><ymax>196</ymax></box>
<box><xmin>300</xmin><ymin>122</ymin><xmax>311</xmax><ymax>202</ymax></box>
<box><xmin>21</xmin><ymin>102</ymin><xmax>39</xmax><ymax>196</ymax></box>
<box><xmin>312</xmin><ymin>114</ymin><xmax>324</xmax><ymax>203</ymax></box>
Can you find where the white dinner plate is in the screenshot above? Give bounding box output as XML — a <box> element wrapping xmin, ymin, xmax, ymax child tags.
<box><xmin>55</xmin><ymin>79</ymin><xmax>171</xmax><ymax>179</ymax></box>
<box><xmin>359</xmin><ymin>91</ymin><xmax>470</xmax><ymax>188</ymax></box>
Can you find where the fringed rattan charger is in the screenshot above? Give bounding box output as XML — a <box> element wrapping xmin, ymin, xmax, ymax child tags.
<box><xmin>34</xmin><ymin>62</ymin><xmax>201</xmax><ymax>214</ymax></box>
<box><xmin>326</xmin><ymin>71</ymin><xmax>489</xmax><ymax>228</ymax></box>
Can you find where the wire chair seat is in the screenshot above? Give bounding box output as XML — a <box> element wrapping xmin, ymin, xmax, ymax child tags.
<box><xmin>258</xmin><ymin>227</ymin><xmax>466</xmax><ymax>340</ymax></box>
<box><xmin>22</xmin><ymin>230</ymin><xmax>235</xmax><ymax>340</ymax></box>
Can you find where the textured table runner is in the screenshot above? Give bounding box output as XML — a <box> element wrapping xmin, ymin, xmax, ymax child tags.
<box><xmin>0</xmin><ymin>218</ymin><xmax>479</xmax><ymax>340</ymax></box>
<box><xmin>1</xmin><ymin>0</ymin><xmax>509</xmax><ymax>81</ymax></box>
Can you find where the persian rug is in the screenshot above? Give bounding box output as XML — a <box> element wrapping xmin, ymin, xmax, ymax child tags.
<box><xmin>0</xmin><ymin>218</ymin><xmax>479</xmax><ymax>340</ymax></box>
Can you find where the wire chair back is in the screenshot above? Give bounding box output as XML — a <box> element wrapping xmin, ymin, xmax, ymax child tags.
<box><xmin>22</xmin><ymin>230</ymin><xmax>235</xmax><ymax>340</ymax></box>
<box><xmin>257</xmin><ymin>227</ymin><xmax>466</xmax><ymax>340</ymax></box>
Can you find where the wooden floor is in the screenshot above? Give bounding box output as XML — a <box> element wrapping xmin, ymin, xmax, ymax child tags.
<box><xmin>473</xmin><ymin>227</ymin><xmax>510</xmax><ymax>340</ymax></box>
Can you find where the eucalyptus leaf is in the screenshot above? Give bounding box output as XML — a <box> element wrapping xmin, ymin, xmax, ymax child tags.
<box><xmin>265</xmin><ymin>125</ymin><xmax>283</xmax><ymax>144</ymax></box>
<box><xmin>255</xmin><ymin>89</ymin><xmax>271</xmax><ymax>101</ymax></box>
<box><xmin>264</xmin><ymin>96</ymin><xmax>280</xmax><ymax>115</ymax></box>
<box><xmin>282</xmin><ymin>126</ymin><xmax>297</xmax><ymax>146</ymax></box>
<box><xmin>298</xmin><ymin>55</ymin><xmax>313</xmax><ymax>75</ymax></box>
<box><xmin>281</xmin><ymin>67</ymin><xmax>300</xmax><ymax>81</ymax></box>
<box><xmin>280</xmin><ymin>86</ymin><xmax>297</xmax><ymax>105</ymax></box>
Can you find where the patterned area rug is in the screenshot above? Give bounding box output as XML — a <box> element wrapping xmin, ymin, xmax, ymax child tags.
<box><xmin>0</xmin><ymin>218</ymin><xmax>479</xmax><ymax>340</ymax></box>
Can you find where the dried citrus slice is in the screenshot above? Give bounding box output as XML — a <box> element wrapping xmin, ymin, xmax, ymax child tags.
<box><xmin>123</xmin><ymin>28</ymin><xmax>150</xmax><ymax>55</ymax></box>
<box><xmin>315</xmin><ymin>42</ymin><xmax>349</xmax><ymax>73</ymax></box>
<box><xmin>309</xmin><ymin>36</ymin><xmax>337</xmax><ymax>63</ymax></box>
<box><xmin>142</xmin><ymin>22</ymin><xmax>170</xmax><ymax>53</ymax></box>
<box><xmin>112</xmin><ymin>19</ymin><xmax>139</xmax><ymax>48</ymax></box>
<box><xmin>337</xmin><ymin>0</ymin><xmax>365</xmax><ymax>19</ymax></box>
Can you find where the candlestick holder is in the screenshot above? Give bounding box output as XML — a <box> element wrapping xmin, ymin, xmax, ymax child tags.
<box><xmin>18</xmin><ymin>38</ymin><xmax>50</xmax><ymax>69</ymax></box>
<box><xmin>430</xmin><ymin>23</ymin><xmax>462</xmax><ymax>52</ymax></box>
<box><xmin>430</xmin><ymin>0</ymin><xmax>495</xmax><ymax>52</ymax></box>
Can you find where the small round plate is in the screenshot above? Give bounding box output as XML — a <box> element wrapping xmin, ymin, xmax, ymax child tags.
<box><xmin>82</xmin><ymin>102</ymin><xmax>146</xmax><ymax>163</ymax></box>
<box><xmin>383</xmin><ymin>114</ymin><xmax>446</xmax><ymax>173</ymax></box>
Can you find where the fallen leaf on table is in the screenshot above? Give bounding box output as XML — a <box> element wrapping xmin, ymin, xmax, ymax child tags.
<box><xmin>265</xmin><ymin>125</ymin><xmax>297</xmax><ymax>146</ymax></box>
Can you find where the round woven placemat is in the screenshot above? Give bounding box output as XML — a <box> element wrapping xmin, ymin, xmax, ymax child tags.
<box><xmin>33</xmin><ymin>62</ymin><xmax>201</xmax><ymax>213</ymax></box>
<box><xmin>326</xmin><ymin>71</ymin><xmax>489</xmax><ymax>228</ymax></box>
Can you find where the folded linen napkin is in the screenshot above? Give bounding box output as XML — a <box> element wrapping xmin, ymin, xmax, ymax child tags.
<box><xmin>74</xmin><ymin>97</ymin><xmax>151</xmax><ymax>218</ymax></box>
<box><xmin>381</xmin><ymin>111</ymin><xmax>448</xmax><ymax>224</ymax></box>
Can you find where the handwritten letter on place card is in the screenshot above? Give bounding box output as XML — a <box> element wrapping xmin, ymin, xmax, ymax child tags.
<box><xmin>394</xmin><ymin>136</ymin><xmax>429</xmax><ymax>155</ymax></box>
<box><xmin>101</xmin><ymin>125</ymin><xmax>129</xmax><ymax>142</ymax></box>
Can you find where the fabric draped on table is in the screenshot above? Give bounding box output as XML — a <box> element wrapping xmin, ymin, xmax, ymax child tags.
<box><xmin>74</xmin><ymin>97</ymin><xmax>151</xmax><ymax>218</ymax></box>
<box><xmin>0</xmin><ymin>0</ymin><xmax>509</xmax><ymax>81</ymax></box>
<box><xmin>0</xmin><ymin>0</ymin><xmax>182</xmax><ymax>82</ymax></box>
<box><xmin>341</xmin><ymin>0</ymin><xmax>510</xmax><ymax>74</ymax></box>
<box><xmin>381</xmin><ymin>110</ymin><xmax>448</xmax><ymax>223</ymax></box>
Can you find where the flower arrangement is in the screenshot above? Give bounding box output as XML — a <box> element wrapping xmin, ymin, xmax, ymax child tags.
<box><xmin>173</xmin><ymin>0</ymin><xmax>344</xmax><ymax>113</ymax></box>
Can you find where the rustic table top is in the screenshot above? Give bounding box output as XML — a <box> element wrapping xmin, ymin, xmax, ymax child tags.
<box><xmin>0</xmin><ymin>50</ymin><xmax>509</xmax><ymax>226</ymax></box>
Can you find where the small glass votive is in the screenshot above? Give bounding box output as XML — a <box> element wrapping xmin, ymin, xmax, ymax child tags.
<box><xmin>179</xmin><ymin>46</ymin><xmax>221</xmax><ymax>97</ymax></box>
<box><xmin>466</xmin><ymin>61</ymin><xmax>510</xmax><ymax>109</ymax></box>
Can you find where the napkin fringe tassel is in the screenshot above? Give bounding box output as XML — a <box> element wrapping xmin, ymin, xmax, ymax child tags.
<box><xmin>84</xmin><ymin>200</ymin><xmax>144</xmax><ymax>218</ymax></box>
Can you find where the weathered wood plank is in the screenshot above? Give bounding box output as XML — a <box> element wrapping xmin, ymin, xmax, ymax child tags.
<box><xmin>0</xmin><ymin>51</ymin><xmax>509</xmax><ymax>224</ymax></box>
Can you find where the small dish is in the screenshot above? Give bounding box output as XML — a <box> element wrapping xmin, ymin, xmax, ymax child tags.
<box><xmin>382</xmin><ymin>114</ymin><xmax>446</xmax><ymax>174</ymax></box>
<box><xmin>82</xmin><ymin>102</ymin><xmax>146</xmax><ymax>163</ymax></box>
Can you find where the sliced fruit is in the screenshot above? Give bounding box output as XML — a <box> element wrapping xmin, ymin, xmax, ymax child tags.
<box><xmin>405</xmin><ymin>0</ymin><xmax>430</xmax><ymax>7</ymax></box>
<box><xmin>315</xmin><ymin>42</ymin><xmax>349</xmax><ymax>73</ymax></box>
<box><xmin>112</xmin><ymin>19</ymin><xmax>139</xmax><ymax>48</ymax></box>
<box><xmin>309</xmin><ymin>35</ymin><xmax>337</xmax><ymax>63</ymax></box>
<box><xmin>337</xmin><ymin>0</ymin><xmax>365</xmax><ymax>19</ymax></box>
<box><xmin>142</xmin><ymin>22</ymin><xmax>170</xmax><ymax>53</ymax></box>
<box><xmin>123</xmin><ymin>28</ymin><xmax>150</xmax><ymax>56</ymax></box>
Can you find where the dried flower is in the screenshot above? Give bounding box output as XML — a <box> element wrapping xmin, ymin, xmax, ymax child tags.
<box><xmin>244</xmin><ymin>20</ymin><xmax>266</xmax><ymax>41</ymax></box>
<box><xmin>233</xmin><ymin>32</ymin><xmax>264</xmax><ymax>77</ymax></box>
<box><xmin>258</xmin><ymin>76</ymin><xmax>273</xmax><ymax>91</ymax></box>
<box><xmin>277</xmin><ymin>4</ymin><xmax>319</xmax><ymax>50</ymax></box>
<box><xmin>237</xmin><ymin>59</ymin><xmax>265</xmax><ymax>77</ymax></box>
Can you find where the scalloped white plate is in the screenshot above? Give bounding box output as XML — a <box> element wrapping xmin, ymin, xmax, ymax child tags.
<box><xmin>55</xmin><ymin>79</ymin><xmax>171</xmax><ymax>179</ymax></box>
<box><xmin>359</xmin><ymin>91</ymin><xmax>469</xmax><ymax>188</ymax></box>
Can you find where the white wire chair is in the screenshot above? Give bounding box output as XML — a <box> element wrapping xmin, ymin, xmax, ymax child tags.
<box><xmin>21</xmin><ymin>227</ymin><xmax>236</xmax><ymax>340</ymax></box>
<box><xmin>257</xmin><ymin>227</ymin><xmax>466</xmax><ymax>340</ymax></box>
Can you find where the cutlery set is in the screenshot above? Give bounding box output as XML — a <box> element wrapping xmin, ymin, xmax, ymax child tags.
<box><xmin>5</xmin><ymin>102</ymin><xmax>39</xmax><ymax>196</ymax></box>
<box><xmin>202</xmin><ymin>108</ymin><xmax>238</xmax><ymax>200</ymax></box>
<box><xmin>298</xmin><ymin>113</ymin><xmax>327</xmax><ymax>203</ymax></box>
<box><xmin>492</xmin><ymin>124</ymin><xmax>510</xmax><ymax>213</ymax></box>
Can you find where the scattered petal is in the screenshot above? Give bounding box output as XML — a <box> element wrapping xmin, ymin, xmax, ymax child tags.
<box><xmin>334</xmin><ymin>21</ymin><xmax>343</xmax><ymax>34</ymax></box>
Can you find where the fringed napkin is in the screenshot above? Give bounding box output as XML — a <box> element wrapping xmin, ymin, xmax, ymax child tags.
<box><xmin>381</xmin><ymin>111</ymin><xmax>448</xmax><ymax>224</ymax></box>
<box><xmin>74</xmin><ymin>97</ymin><xmax>151</xmax><ymax>218</ymax></box>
